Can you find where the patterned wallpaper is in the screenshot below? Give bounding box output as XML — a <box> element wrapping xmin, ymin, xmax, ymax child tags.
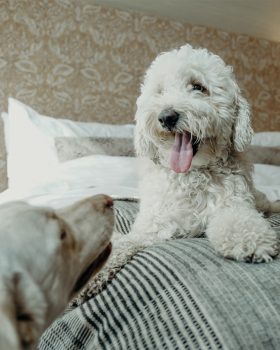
<box><xmin>0</xmin><ymin>0</ymin><xmax>280</xmax><ymax>127</ymax></box>
<box><xmin>0</xmin><ymin>0</ymin><xmax>279</xmax><ymax>190</ymax></box>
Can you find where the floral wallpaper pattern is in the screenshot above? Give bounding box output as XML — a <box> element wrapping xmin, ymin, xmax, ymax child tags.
<box><xmin>0</xmin><ymin>0</ymin><xmax>279</xmax><ymax>190</ymax></box>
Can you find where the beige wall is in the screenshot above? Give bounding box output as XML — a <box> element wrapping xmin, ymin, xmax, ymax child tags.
<box><xmin>0</xmin><ymin>0</ymin><xmax>279</xmax><ymax>190</ymax></box>
<box><xmin>0</xmin><ymin>1</ymin><xmax>279</xmax><ymax>128</ymax></box>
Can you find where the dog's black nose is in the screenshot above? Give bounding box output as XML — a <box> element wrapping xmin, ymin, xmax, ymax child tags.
<box><xmin>158</xmin><ymin>110</ymin><xmax>179</xmax><ymax>130</ymax></box>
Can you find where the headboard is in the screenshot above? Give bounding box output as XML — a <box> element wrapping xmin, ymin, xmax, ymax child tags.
<box><xmin>0</xmin><ymin>1</ymin><xmax>279</xmax><ymax>191</ymax></box>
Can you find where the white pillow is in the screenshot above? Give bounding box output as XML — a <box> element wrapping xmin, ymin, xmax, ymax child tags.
<box><xmin>251</xmin><ymin>132</ymin><xmax>280</xmax><ymax>147</ymax></box>
<box><xmin>6</xmin><ymin>98</ymin><xmax>135</xmax><ymax>149</ymax></box>
<box><xmin>1</xmin><ymin>112</ymin><xmax>9</xmax><ymax>152</ymax></box>
<box><xmin>3</xmin><ymin>98</ymin><xmax>135</xmax><ymax>191</ymax></box>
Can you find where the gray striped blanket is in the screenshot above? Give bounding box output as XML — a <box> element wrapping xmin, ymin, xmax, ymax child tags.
<box><xmin>39</xmin><ymin>200</ymin><xmax>280</xmax><ymax>350</ymax></box>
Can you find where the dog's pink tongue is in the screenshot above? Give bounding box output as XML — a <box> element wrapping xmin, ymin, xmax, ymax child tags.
<box><xmin>170</xmin><ymin>132</ymin><xmax>193</xmax><ymax>173</ymax></box>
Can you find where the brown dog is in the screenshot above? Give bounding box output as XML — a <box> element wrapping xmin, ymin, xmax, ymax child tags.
<box><xmin>0</xmin><ymin>195</ymin><xmax>114</xmax><ymax>350</ymax></box>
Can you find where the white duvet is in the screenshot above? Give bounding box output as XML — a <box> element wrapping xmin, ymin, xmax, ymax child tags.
<box><xmin>0</xmin><ymin>155</ymin><xmax>140</xmax><ymax>209</ymax></box>
<box><xmin>0</xmin><ymin>155</ymin><xmax>279</xmax><ymax>209</ymax></box>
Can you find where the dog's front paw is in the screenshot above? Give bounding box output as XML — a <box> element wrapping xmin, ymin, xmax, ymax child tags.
<box><xmin>207</xmin><ymin>207</ymin><xmax>279</xmax><ymax>263</ymax></box>
<box><xmin>221</xmin><ymin>229</ymin><xmax>279</xmax><ymax>263</ymax></box>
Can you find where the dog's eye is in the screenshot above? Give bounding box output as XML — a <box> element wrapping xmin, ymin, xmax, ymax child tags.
<box><xmin>192</xmin><ymin>82</ymin><xmax>207</xmax><ymax>94</ymax></box>
<box><xmin>60</xmin><ymin>229</ymin><xmax>67</xmax><ymax>240</ymax></box>
<box><xmin>17</xmin><ymin>312</ymin><xmax>33</xmax><ymax>322</ymax></box>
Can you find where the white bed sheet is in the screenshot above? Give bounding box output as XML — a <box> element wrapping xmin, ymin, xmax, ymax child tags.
<box><xmin>0</xmin><ymin>155</ymin><xmax>140</xmax><ymax>209</ymax></box>
<box><xmin>0</xmin><ymin>156</ymin><xmax>279</xmax><ymax>209</ymax></box>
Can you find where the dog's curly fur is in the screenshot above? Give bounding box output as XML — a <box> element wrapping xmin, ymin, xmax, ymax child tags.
<box><xmin>131</xmin><ymin>44</ymin><xmax>279</xmax><ymax>263</ymax></box>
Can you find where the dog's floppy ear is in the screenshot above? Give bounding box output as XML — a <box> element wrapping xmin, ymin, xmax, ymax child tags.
<box><xmin>0</xmin><ymin>289</ymin><xmax>21</xmax><ymax>350</ymax></box>
<box><xmin>232</xmin><ymin>94</ymin><xmax>253</xmax><ymax>152</ymax></box>
<box><xmin>11</xmin><ymin>272</ymin><xmax>45</xmax><ymax>349</ymax></box>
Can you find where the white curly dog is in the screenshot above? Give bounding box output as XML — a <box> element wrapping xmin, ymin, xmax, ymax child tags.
<box><xmin>131</xmin><ymin>44</ymin><xmax>279</xmax><ymax>263</ymax></box>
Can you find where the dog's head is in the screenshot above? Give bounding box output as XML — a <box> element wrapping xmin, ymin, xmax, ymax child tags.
<box><xmin>0</xmin><ymin>195</ymin><xmax>114</xmax><ymax>350</ymax></box>
<box><xmin>135</xmin><ymin>44</ymin><xmax>253</xmax><ymax>172</ymax></box>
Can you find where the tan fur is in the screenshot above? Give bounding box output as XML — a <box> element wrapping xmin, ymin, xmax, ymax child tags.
<box><xmin>0</xmin><ymin>195</ymin><xmax>114</xmax><ymax>350</ymax></box>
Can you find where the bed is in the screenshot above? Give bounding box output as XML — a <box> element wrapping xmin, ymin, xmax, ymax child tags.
<box><xmin>1</xmin><ymin>98</ymin><xmax>280</xmax><ymax>349</ymax></box>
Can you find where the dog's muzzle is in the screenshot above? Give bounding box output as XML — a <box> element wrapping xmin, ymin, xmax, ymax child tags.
<box><xmin>158</xmin><ymin>109</ymin><xmax>179</xmax><ymax>131</ymax></box>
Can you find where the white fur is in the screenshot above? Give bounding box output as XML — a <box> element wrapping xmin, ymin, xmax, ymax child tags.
<box><xmin>0</xmin><ymin>195</ymin><xmax>114</xmax><ymax>350</ymax></box>
<box><xmin>132</xmin><ymin>44</ymin><xmax>279</xmax><ymax>262</ymax></box>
